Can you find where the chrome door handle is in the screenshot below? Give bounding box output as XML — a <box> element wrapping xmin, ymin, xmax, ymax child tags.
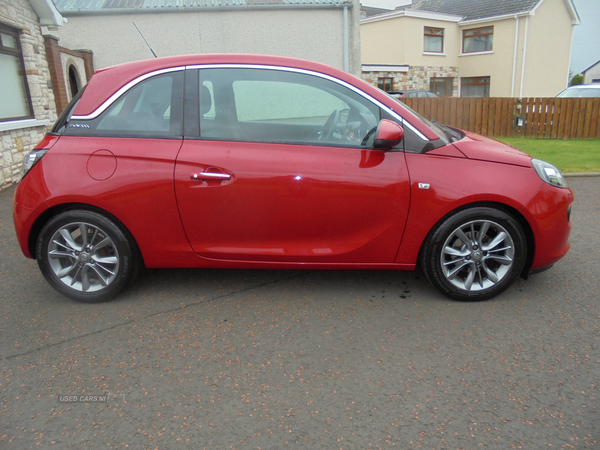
<box><xmin>191</xmin><ymin>172</ymin><xmax>231</xmax><ymax>180</ymax></box>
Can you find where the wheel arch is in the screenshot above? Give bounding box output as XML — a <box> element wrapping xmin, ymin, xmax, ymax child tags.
<box><xmin>417</xmin><ymin>201</ymin><xmax>535</xmax><ymax>276</ymax></box>
<box><xmin>28</xmin><ymin>203</ymin><xmax>144</xmax><ymax>267</ymax></box>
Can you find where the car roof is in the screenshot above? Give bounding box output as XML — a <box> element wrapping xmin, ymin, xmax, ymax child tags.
<box><xmin>565</xmin><ymin>84</ymin><xmax>600</xmax><ymax>89</ymax></box>
<box><xmin>556</xmin><ymin>84</ymin><xmax>600</xmax><ymax>97</ymax></box>
<box><xmin>73</xmin><ymin>54</ymin><xmax>440</xmax><ymax>141</ymax></box>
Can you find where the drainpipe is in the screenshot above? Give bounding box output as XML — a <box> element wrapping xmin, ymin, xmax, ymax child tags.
<box><xmin>519</xmin><ymin>15</ymin><xmax>530</xmax><ymax>97</ymax></box>
<box><xmin>566</xmin><ymin>20</ymin><xmax>575</xmax><ymax>86</ymax></box>
<box><xmin>343</xmin><ymin>6</ymin><xmax>349</xmax><ymax>72</ymax></box>
<box><xmin>511</xmin><ymin>16</ymin><xmax>520</xmax><ymax>97</ymax></box>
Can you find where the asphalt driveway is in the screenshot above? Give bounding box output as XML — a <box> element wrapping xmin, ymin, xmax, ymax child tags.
<box><xmin>0</xmin><ymin>176</ymin><xmax>598</xmax><ymax>449</ymax></box>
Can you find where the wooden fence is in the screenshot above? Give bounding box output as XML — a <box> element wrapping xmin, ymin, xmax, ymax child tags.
<box><xmin>400</xmin><ymin>97</ymin><xmax>600</xmax><ymax>139</ymax></box>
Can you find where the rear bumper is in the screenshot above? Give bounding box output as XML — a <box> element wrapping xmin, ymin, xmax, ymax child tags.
<box><xmin>13</xmin><ymin>168</ymin><xmax>49</xmax><ymax>259</ymax></box>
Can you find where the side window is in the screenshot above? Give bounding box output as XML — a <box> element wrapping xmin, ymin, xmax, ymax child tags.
<box><xmin>200</xmin><ymin>80</ymin><xmax>216</xmax><ymax>119</ymax></box>
<box><xmin>233</xmin><ymin>80</ymin><xmax>347</xmax><ymax>124</ymax></box>
<box><xmin>66</xmin><ymin>71</ymin><xmax>184</xmax><ymax>137</ymax></box>
<box><xmin>199</xmin><ymin>68</ymin><xmax>381</xmax><ymax>147</ymax></box>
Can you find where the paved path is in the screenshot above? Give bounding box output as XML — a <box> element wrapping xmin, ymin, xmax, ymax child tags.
<box><xmin>0</xmin><ymin>177</ymin><xmax>598</xmax><ymax>449</ymax></box>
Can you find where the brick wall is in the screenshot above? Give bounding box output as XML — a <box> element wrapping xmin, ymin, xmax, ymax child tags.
<box><xmin>45</xmin><ymin>36</ymin><xmax>69</xmax><ymax>114</ymax></box>
<box><xmin>0</xmin><ymin>0</ymin><xmax>58</xmax><ymax>188</ymax></box>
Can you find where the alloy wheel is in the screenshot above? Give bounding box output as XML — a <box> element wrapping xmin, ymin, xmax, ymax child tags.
<box><xmin>440</xmin><ymin>219</ymin><xmax>515</xmax><ymax>292</ymax></box>
<box><xmin>47</xmin><ymin>221</ymin><xmax>120</xmax><ymax>293</ymax></box>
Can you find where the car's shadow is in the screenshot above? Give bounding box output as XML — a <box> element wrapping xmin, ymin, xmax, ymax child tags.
<box><xmin>127</xmin><ymin>266</ymin><xmax>436</xmax><ymax>304</ymax></box>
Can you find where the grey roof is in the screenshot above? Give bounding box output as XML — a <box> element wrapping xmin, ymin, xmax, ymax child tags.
<box><xmin>410</xmin><ymin>0</ymin><xmax>542</xmax><ymax>21</ymax></box>
<box><xmin>54</xmin><ymin>0</ymin><xmax>353</xmax><ymax>14</ymax></box>
<box><xmin>360</xmin><ymin>5</ymin><xmax>391</xmax><ymax>17</ymax></box>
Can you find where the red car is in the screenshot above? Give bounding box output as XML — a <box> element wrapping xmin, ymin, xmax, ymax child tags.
<box><xmin>14</xmin><ymin>54</ymin><xmax>573</xmax><ymax>303</ymax></box>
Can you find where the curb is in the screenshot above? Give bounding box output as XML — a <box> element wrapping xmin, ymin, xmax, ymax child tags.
<box><xmin>564</xmin><ymin>172</ymin><xmax>600</xmax><ymax>177</ymax></box>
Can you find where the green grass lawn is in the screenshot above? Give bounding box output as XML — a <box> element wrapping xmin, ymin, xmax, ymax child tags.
<box><xmin>496</xmin><ymin>138</ymin><xmax>600</xmax><ymax>173</ymax></box>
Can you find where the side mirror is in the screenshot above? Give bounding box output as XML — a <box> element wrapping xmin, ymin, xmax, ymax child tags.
<box><xmin>373</xmin><ymin>119</ymin><xmax>404</xmax><ymax>149</ymax></box>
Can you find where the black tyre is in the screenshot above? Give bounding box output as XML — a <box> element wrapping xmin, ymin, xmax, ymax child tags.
<box><xmin>37</xmin><ymin>210</ymin><xmax>138</xmax><ymax>303</ymax></box>
<box><xmin>421</xmin><ymin>207</ymin><xmax>527</xmax><ymax>301</ymax></box>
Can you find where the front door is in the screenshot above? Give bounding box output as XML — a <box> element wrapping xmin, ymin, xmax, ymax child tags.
<box><xmin>174</xmin><ymin>67</ymin><xmax>411</xmax><ymax>263</ymax></box>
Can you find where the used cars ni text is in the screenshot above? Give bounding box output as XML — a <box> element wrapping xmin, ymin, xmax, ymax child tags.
<box><xmin>14</xmin><ymin>54</ymin><xmax>573</xmax><ymax>303</ymax></box>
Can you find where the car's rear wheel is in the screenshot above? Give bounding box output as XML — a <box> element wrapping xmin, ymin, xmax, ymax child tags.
<box><xmin>421</xmin><ymin>207</ymin><xmax>527</xmax><ymax>301</ymax></box>
<box><xmin>37</xmin><ymin>210</ymin><xmax>138</xmax><ymax>303</ymax></box>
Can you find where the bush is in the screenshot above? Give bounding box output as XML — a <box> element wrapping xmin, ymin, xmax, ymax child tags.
<box><xmin>570</xmin><ymin>74</ymin><xmax>583</xmax><ymax>86</ymax></box>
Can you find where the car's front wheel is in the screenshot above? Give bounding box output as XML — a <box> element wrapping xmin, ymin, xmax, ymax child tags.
<box><xmin>37</xmin><ymin>210</ymin><xmax>138</xmax><ymax>303</ymax></box>
<box><xmin>421</xmin><ymin>207</ymin><xmax>527</xmax><ymax>301</ymax></box>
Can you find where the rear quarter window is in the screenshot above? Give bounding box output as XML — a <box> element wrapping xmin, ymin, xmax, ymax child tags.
<box><xmin>63</xmin><ymin>71</ymin><xmax>184</xmax><ymax>138</ymax></box>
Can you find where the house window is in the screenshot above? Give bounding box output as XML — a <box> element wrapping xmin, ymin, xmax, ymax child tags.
<box><xmin>463</xmin><ymin>26</ymin><xmax>493</xmax><ymax>53</ymax></box>
<box><xmin>430</xmin><ymin>77</ymin><xmax>453</xmax><ymax>96</ymax></box>
<box><xmin>0</xmin><ymin>25</ymin><xmax>33</xmax><ymax>122</ymax></box>
<box><xmin>461</xmin><ymin>77</ymin><xmax>490</xmax><ymax>97</ymax></box>
<box><xmin>377</xmin><ymin>77</ymin><xmax>393</xmax><ymax>92</ymax></box>
<box><xmin>424</xmin><ymin>27</ymin><xmax>444</xmax><ymax>53</ymax></box>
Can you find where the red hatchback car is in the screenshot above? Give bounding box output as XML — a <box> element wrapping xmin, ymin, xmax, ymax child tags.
<box><xmin>14</xmin><ymin>54</ymin><xmax>573</xmax><ymax>303</ymax></box>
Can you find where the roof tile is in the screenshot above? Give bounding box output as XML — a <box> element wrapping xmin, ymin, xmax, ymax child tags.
<box><xmin>54</xmin><ymin>0</ymin><xmax>352</xmax><ymax>12</ymax></box>
<box><xmin>410</xmin><ymin>0</ymin><xmax>541</xmax><ymax>21</ymax></box>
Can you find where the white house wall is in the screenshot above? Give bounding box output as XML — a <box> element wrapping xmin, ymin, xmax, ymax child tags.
<box><xmin>583</xmin><ymin>62</ymin><xmax>600</xmax><ymax>84</ymax></box>
<box><xmin>457</xmin><ymin>18</ymin><xmax>519</xmax><ymax>97</ymax></box>
<box><xmin>523</xmin><ymin>0</ymin><xmax>573</xmax><ymax>96</ymax></box>
<box><xmin>55</xmin><ymin>8</ymin><xmax>361</xmax><ymax>75</ymax></box>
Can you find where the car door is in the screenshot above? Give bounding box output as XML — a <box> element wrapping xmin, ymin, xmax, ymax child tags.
<box><xmin>174</xmin><ymin>67</ymin><xmax>411</xmax><ymax>263</ymax></box>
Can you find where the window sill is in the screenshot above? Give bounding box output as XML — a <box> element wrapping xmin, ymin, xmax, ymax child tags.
<box><xmin>0</xmin><ymin>118</ymin><xmax>51</xmax><ymax>133</ymax></box>
<box><xmin>423</xmin><ymin>52</ymin><xmax>447</xmax><ymax>56</ymax></box>
<box><xmin>459</xmin><ymin>51</ymin><xmax>494</xmax><ymax>57</ymax></box>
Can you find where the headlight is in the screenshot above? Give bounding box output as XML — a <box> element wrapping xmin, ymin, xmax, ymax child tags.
<box><xmin>532</xmin><ymin>159</ymin><xmax>567</xmax><ymax>188</ymax></box>
<box><xmin>20</xmin><ymin>149</ymin><xmax>48</xmax><ymax>180</ymax></box>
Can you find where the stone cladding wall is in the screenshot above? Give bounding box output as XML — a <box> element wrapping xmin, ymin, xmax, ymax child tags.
<box><xmin>362</xmin><ymin>65</ymin><xmax>459</xmax><ymax>96</ymax></box>
<box><xmin>0</xmin><ymin>0</ymin><xmax>58</xmax><ymax>188</ymax></box>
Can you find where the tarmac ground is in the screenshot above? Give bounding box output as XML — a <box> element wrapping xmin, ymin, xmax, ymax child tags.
<box><xmin>0</xmin><ymin>176</ymin><xmax>598</xmax><ymax>449</ymax></box>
